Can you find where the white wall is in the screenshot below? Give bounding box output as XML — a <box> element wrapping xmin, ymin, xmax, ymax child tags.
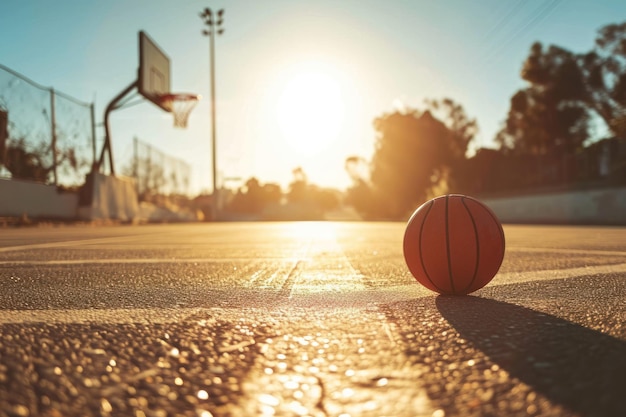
<box><xmin>483</xmin><ymin>187</ymin><xmax>626</xmax><ymax>224</ymax></box>
<box><xmin>3</xmin><ymin>175</ymin><xmax>626</xmax><ymax>224</ymax></box>
<box><xmin>77</xmin><ymin>173</ymin><xmax>139</xmax><ymax>221</ymax></box>
<box><xmin>0</xmin><ymin>178</ymin><xmax>78</xmax><ymax>219</ymax></box>
<box><xmin>0</xmin><ymin>174</ymin><xmax>139</xmax><ymax>221</ymax></box>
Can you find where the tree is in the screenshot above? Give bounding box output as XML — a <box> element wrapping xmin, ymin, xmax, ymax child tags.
<box><xmin>372</xmin><ymin>110</ymin><xmax>450</xmax><ymax>218</ymax></box>
<box><xmin>496</xmin><ymin>42</ymin><xmax>591</xmax><ymax>156</ymax></box>
<box><xmin>286</xmin><ymin>167</ymin><xmax>308</xmax><ymax>205</ymax></box>
<box><xmin>344</xmin><ymin>156</ymin><xmax>379</xmax><ymax>219</ymax></box>
<box><xmin>345</xmin><ymin>101</ymin><xmax>477</xmax><ymax>220</ymax></box>
<box><xmin>2</xmin><ymin>137</ymin><xmax>79</xmax><ymax>183</ymax></box>
<box><xmin>227</xmin><ymin>177</ymin><xmax>282</xmax><ymax>214</ymax></box>
<box><xmin>261</xmin><ymin>182</ymin><xmax>282</xmax><ymax>207</ymax></box>
<box><xmin>492</xmin><ymin>23</ymin><xmax>626</xmax><ymax>190</ymax></box>
<box><xmin>424</xmin><ymin>98</ymin><xmax>478</xmax><ymax>162</ymax></box>
<box><xmin>285</xmin><ymin>167</ymin><xmax>340</xmax><ymax>217</ymax></box>
<box><xmin>424</xmin><ymin>98</ymin><xmax>478</xmax><ymax>191</ymax></box>
<box><xmin>499</xmin><ymin>21</ymin><xmax>626</xmax><ymax>154</ymax></box>
<box><xmin>579</xmin><ymin>22</ymin><xmax>626</xmax><ymax>137</ymax></box>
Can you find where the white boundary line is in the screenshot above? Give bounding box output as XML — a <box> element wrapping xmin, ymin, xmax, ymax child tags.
<box><xmin>511</xmin><ymin>246</ymin><xmax>626</xmax><ymax>256</ymax></box>
<box><xmin>495</xmin><ymin>262</ymin><xmax>626</xmax><ymax>285</ymax></box>
<box><xmin>0</xmin><ymin>233</ymin><xmax>166</xmax><ymax>253</ymax></box>
<box><xmin>2</xmin><ymin>262</ymin><xmax>624</xmax><ymax>325</ymax></box>
<box><xmin>0</xmin><ymin>308</ymin><xmax>206</xmax><ymax>324</ymax></box>
<box><xmin>0</xmin><ymin>258</ymin><xmax>304</xmax><ymax>266</ymax></box>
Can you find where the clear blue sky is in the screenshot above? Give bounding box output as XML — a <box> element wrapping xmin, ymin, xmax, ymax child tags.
<box><xmin>2</xmin><ymin>0</ymin><xmax>625</xmax><ymax>193</ymax></box>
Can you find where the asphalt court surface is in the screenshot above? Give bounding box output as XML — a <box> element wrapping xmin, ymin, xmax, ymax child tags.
<box><xmin>0</xmin><ymin>222</ymin><xmax>625</xmax><ymax>416</ymax></box>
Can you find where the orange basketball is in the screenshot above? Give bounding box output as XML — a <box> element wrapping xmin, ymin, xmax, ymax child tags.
<box><xmin>403</xmin><ymin>194</ymin><xmax>505</xmax><ymax>295</ymax></box>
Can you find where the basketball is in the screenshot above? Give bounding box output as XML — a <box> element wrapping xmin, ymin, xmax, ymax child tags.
<box><xmin>403</xmin><ymin>194</ymin><xmax>505</xmax><ymax>295</ymax></box>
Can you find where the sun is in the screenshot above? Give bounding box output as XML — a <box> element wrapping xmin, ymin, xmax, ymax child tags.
<box><xmin>276</xmin><ymin>69</ymin><xmax>345</xmax><ymax>156</ymax></box>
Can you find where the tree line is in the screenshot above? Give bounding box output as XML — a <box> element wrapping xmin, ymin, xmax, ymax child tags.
<box><xmin>220</xmin><ymin>21</ymin><xmax>626</xmax><ymax>221</ymax></box>
<box><xmin>223</xmin><ymin>167</ymin><xmax>341</xmax><ymax>220</ymax></box>
<box><xmin>345</xmin><ymin>21</ymin><xmax>626</xmax><ymax>220</ymax></box>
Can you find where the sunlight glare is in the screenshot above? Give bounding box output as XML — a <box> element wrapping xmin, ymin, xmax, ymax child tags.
<box><xmin>276</xmin><ymin>67</ymin><xmax>345</xmax><ymax>156</ymax></box>
<box><xmin>284</xmin><ymin>221</ymin><xmax>337</xmax><ymax>240</ymax></box>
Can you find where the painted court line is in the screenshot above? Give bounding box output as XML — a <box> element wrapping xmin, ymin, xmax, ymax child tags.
<box><xmin>0</xmin><ymin>257</ymin><xmax>304</xmax><ymax>266</ymax></box>
<box><xmin>0</xmin><ymin>308</ymin><xmax>207</xmax><ymax>325</ymax></box>
<box><xmin>496</xmin><ymin>262</ymin><xmax>626</xmax><ymax>285</ymax></box>
<box><xmin>2</xmin><ymin>262</ymin><xmax>624</xmax><ymax>325</ymax></box>
<box><xmin>511</xmin><ymin>246</ymin><xmax>626</xmax><ymax>256</ymax></box>
<box><xmin>0</xmin><ymin>233</ymin><xmax>168</xmax><ymax>253</ymax></box>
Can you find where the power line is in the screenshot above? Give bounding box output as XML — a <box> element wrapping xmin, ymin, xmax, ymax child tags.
<box><xmin>471</xmin><ymin>0</ymin><xmax>563</xmax><ymax>81</ymax></box>
<box><xmin>481</xmin><ymin>0</ymin><xmax>527</xmax><ymax>43</ymax></box>
<box><xmin>461</xmin><ymin>0</ymin><xmax>564</xmax><ymax>148</ymax></box>
<box><xmin>479</xmin><ymin>0</ymin><xmax>564</xmax><ymax>67</ymax></box>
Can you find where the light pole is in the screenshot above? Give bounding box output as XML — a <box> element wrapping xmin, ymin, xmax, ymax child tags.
<box><xmin>200</xmin><ymin>7</ymin><xmax>224</xmax><ymax>219</ymax></box>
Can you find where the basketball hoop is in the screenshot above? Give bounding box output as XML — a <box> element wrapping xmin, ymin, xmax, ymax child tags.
<box><xmin>158</xmin><ymin>93</ymin><xmax>201</xmax><ymax>128</ymax></box>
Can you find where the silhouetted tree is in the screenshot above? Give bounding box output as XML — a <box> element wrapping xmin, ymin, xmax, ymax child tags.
<box><xmin>227</xmin><ymin>177</ymin><xmax>282</xmax><ymax>214</ymax></box>
<box><xmin>373</xmin><ymin>111</ymin><xmax>446</xmax><ymax>218</ymax></box>
<box><xmin>499</xmin><ymin>21</ymin><xmax>626</xmax><ymax>155</ymax></box>
<box><xmin>285</xmin><ymin>167</ymin><xmax>340</xmax><ymax>217</ymax></box>
<box><xmin>424</xmin><ymin>98</ymin><xmax>478</xmax><ymax>190</ymax></box>
<box><xmin>424</xmin><ymin>98</ymin><xmax>478</xmax><ymax>161</ymax></box>
<box><xmin>496</xmin><ymin>42</ymin><xmax>591</xmax><ymax>155</ymax></box>
<box><xmin>344</xmin><ymin>156</ymin><xmax>379</xmax><ymax>219</ymax></box>
<box><xmin>312</xmin><ymin>187</ymin><xmax>340</xmax><ymax>213</ymax></box>
<box><xmin>345</xmin><ymin>102</ymin><xmax>477</xmax><ymax>220</ymax></box>
<box><xmin>239</xmin><ymin>177</ymin><xmax>265</xmax><ymax>213</ymax></box>
<box><xmin>2</xmin><ymin>137</ymin><xmax>79</xmax><ymax>183</ymax></box>
<box><xmin>286</xmin><ymin>167</ymin><xmax>308</xmax><ymax>205</ymax></box>
<box><xmin>261</xmin><ymin>182</ymin><xmax>282</xmax><ymax>207</ymax></box>
<box><xmin>578</xmin><ymin>21</ymin><xmax>626</xmax><ymax>137</ymax></box>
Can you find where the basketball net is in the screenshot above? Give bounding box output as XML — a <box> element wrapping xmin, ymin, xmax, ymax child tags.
<box><xmin>159</xmin><ymin>94</ymin><xmax>201</xmax><ymax>128</ymax></box>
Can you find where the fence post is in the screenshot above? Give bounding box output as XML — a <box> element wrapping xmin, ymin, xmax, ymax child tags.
<box><xmin>50</xmin><ymin>88</ymin><xmax>58</xmax><ymax>186</ymax></box>
<box><xmin>133</xmin><ymin>136</ymin><xmax>138</xmax><ymax>194</ymax></box>
<box><xmin>90</xmin><ymin>102</ymin><xmax>96</xmax><ymax>173</ymax></box>
<box><xmin>147</xmin><ymin>142</ymin><xmax>151</xmax><ymax>196</ymax></box>
<box><xmin>0</xmin><ymin>108</ymin><xmax>7</xmax><ymax>166</ymax></box>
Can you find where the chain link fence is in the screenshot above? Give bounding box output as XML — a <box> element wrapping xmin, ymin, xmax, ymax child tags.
<box><xmin>124</xmin><ymin>137</ymin><xmax>191</xmax><ymax>199</ymax></box>
<box><xmin>0</xmin><ymin>63</ymin><xmax>95</xmax><ymax>188</ymax></box>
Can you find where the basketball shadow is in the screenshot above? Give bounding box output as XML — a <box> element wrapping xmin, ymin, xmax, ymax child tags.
<box><xmin>436</xmin><ymin>296</ymin><xmax>626</xmax><ymax>415</ymax></box>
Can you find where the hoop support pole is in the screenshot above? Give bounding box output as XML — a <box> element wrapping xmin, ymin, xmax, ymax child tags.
<box><xmin>96</xmin><ymin>80</ymin><xmax>137</xmax><ymax>175</ymax></box>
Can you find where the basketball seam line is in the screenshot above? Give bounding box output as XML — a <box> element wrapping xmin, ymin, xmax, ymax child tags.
<box><xmin>461</xmin><ymin>196</ymin><xmax>480</xmax><ymax>294</ymax></box>
<box><xmin>418</xmin><ymin>200</ymin><xmax>444</xmax><ymax>293</ymax></box>
<box><xmin>445</xmin><ymin>195</ymin><xmax>456</xmax><ymax>295</ymax></box>
<box><xmin>481</xmin><ymin>202</ymin><xmax>506</xmax><ymax>259</ymax></box>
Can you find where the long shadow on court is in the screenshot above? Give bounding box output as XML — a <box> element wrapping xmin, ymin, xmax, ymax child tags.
<box><xmin>436</xmin><ymin>295</ymin><xmax>626</xmax><ymax>416</ymax></box>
